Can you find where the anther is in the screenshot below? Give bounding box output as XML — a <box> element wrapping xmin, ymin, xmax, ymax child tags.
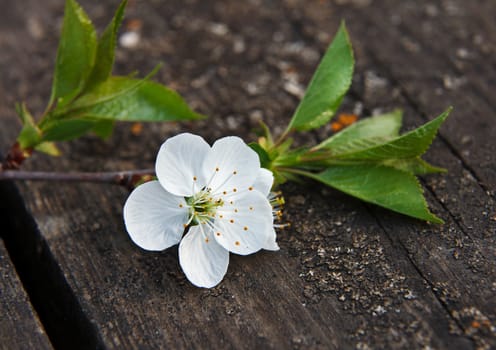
<box><xmin>235</xmin><ymin>241</ymin><xmax>240</xmax><ymax>246</ymax></box>
<box><xmin>243</xmin><ymin>226</ymin><xmax>248</xmax><ymax>231</ymax></box>
<box><xmin>248</xmin><ymin>186</ymin><xmax>253</xmax><ymax>191</ymax></box>
<box><xmin>230</xmin><ymin>219</ymin><xmax>234</xmax><ymax>223</ymax></box>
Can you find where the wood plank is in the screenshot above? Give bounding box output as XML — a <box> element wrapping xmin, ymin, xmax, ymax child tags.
<box><xmin>0</xmin><ymin>240</ymin><xmax>52</xmax><ymax>350</ymax></box>
<box><xmin>284</xmin><ymin>1</ymin><xmax>496</xmax><ymax>348</ymax></box>
<box><xmin>285</xmin><ymin>0</ymin><xmax>496</xmax><ymax>190</ymax></box>
<box><xmin>357</xmin><ymin>0</ymin><xmax>496</xmax><ymax>191</ymax></box>
<box><xmin>0</xmin><ymin>179</ymin><xmax>106</xmax><ymax>349</ymax></box>
<box><xmin>0</xmin><ymin>0</ymin><xmax>493</xmax><ymax>348</ymax></box>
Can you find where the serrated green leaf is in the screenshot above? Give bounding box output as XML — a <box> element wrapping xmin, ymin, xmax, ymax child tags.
<box><xmin>40</xmin><ymin>117</ymin><xmax>115</xmax><ymax>143</ymax></box>
<box><xmin>15</xmin><ymin>102</ymin><xmax>33</xmax><ymax>125</ymax></box>
<box><xmin>15</xmin><ymin>103</ymin><xmax>42</xmax><ymax>149</ymax></box>
<box><xmin>65</xmin><ymin>80</ymin><xmax>204</xmax><ymax>122</ymax></box>
<box><xmin>39</xmin><ymin>72</ymin><xmax>202</xmax><ymax>141</ymax></box>
<box><xmin>287</xmin><ymin>22</ymin><xmax>354</xmax><ymax>131</ymax></box>
<box><xmin>310</xmin><ymin>164</ymin><xmax>443</xmax><ymax>223</ymax></box>
<box><xmin>249</xmin><ymin>142</ymin><xmax>271</xmax><ymax>169</ymax></box>
<box><xmin>85</xmin><ymin>0</ymin><xmax>128</xmax><ymax>89</ymax></box>
<box><xmin>41</xmin><ymin>119</ymin><xmax>96</xmax><ymax>142</ymax></box>
<box><xmin>17</xmin><ymin>125</ymin><xmax>41</xmax><ymax>149</ymax></box>
<box><xmin>34</xmin><ymin>142</ymin><xmax>61</xmax><ymax>156</ymax></box>
<box><xmin>50</xmin><ymin>0</ymin><xmax>97</xmax><ymax>108</ymax></box>
<box><xmin>381</xmin><ymin>157</ymin><xmax>446</xmax><ymax>175</ymax></box>
<box><xmin>255</xmin><ymin>120</ymin><xmax>274</xmax><ymax>148</ymax></box>
<box><xmin>274</xmin><ymin>170</ymin><xmax>299</xmax><ymax>186</ymax></box>
<box><xmin>91</xmin><ymin>120</ymin><xmax>115</xmax><ymax>139</ymax></box>
<box><xmin>316</xmin><ymin>110</ymin><xmax>402</xmax><ymax>152</ymax></box>
<box><xmin>330</xmin><ymin>108</ymin><xmax>451</xmax><ymax>161</ymax></box>
<box><xmin>62</xmin><ymin>74</ymin><xmax>153</xmax><ymax>112</ymax></box>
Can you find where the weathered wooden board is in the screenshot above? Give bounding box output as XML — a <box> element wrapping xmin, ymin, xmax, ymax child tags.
<box><xmin>314</xmin><ymin>2</ymin><xmax>496</xmax><ymax>347</ymax></box>
<box><xmin>0</xmin><ymin>239</ymin><xmax>52</xmax><ymax>350</ymax></box>
<box><xmin>0</xmin><ymin>0</ymin><xmax>495</xmax><ymax>349</ymax></box>
<box><xmin>364</xmin><ymin>0</ymin><xmax>496</xmax><ymax>191</ymax></box>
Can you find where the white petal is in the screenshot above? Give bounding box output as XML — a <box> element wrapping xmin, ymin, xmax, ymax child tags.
<box><xmin>203</xmin><ymin>136</ymin><xmax>260</xmax><ymax>196</ymax></box>
<box><xmin>179</xmin><ymin>225</ymin><xmax>229</xmax><ymax>288</ymax></box>
<box><xmin>156</xmin><ymin>133</ymin><xmax>211</xmax><ymax>197</ymax></box>
<box><xmin>252</xmin><ymin>168</ymin><xmax>274</xmax><ymax>196</ymax></box>
<box><xmin>213</xmin><ymin>190</ymin><xmax>273</xmax><ymax>255</ymax></box>
<box><xmin>124</xmin><ymin>181</ymin><xmax>188</xmax><ymax>251</ymax></box>
<box><xmin>263</xmin><ymin>227</ymin><xmax>280</xmax><ymax>251</ymax></box>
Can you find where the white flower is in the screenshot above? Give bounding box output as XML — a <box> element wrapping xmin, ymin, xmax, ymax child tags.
<box><xmin>124</xmin><ymin>133</ymin><xmax>279</xmax><ymax>288</ymax></box>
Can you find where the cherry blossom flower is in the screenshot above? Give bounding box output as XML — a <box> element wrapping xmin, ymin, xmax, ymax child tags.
<box><xmin>124</xmin><ymin>133</ymin><xmax>279</xmax><ymax>288</ymax></box>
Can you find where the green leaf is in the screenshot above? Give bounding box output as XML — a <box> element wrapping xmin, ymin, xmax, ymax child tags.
<box><xmin>64</xmin><ymin>79</ymin><xmax>204</xmax><ymax>122</ymax></box>
<box><xmin>39</xmin><ymin>73</ymin><xmax>202</xmax><ymax>141</ymax></box>
<box><xmin>254</xmin><ymin>120</ymin><xmax>275</xmax><ymax>149</ymax></box>
<box><xmin>91</xmin><ymin>120</ymin><xmax>115</xmax><ymax>139</ymax></box>
<box><xmin>381</xmin><ymin>157</ymin><xmax>446</xmax><ymax>175</ymax></box>
<box><xmin>86</xmin><ymin>0</ymin><xmax>128</xmax><ymax>89</ymax></box>
<box><xmin>34</xmin><ymin>142</ymin><xmax>61</xmax><ymax>156</ymax></box>
<box><xmin>311</xmin><ymin>164</ymin><xmax>443</xmax><ymax>223</ymax></box>
<box><xmin>15</xmin><ymin>102</ymin><xmax>34</xmax><ymax>125</ymax></box>
<box><xmin>15</xmin><ymin>103</ymin><xmax>42</xmax><ymax>149</ymax></box>
<box><xmin>316</xmin><ymin>110</ymin><xmax>402</xmax><ymax>152</ymax></box>
<box><xmin>287</xmin><ymin>22</ymin><xmax>354</xmax><ymax>131</ymax></box>
<box><xmin>50</xmin><ymin>0</ymin><xmax>97</xmax><ymax>108</ymax></box>
<box><xmin>249</xmin><ymin>142</ymin><xmax>271</xmax><ymax>169</ymax></box>
<box><xmin>40</xmin><ymin>117</ymin><xmax>115</xmax><ymax>143</ymax></box>
<box><xmin>329</xmin><ymin>108</ymin><xmax>451</xmax><ymax>161</ymax></box>
<box><xmin>17</xmin><ymin>125</ymin><xmax>41</xmax><ymax>150</ymax></box>
<box><xmin>15</xmin><ymin>103</ymin><xmax>61</xmax><ymax>155</ymax></box>
<box><xmin>41</xmin><ymin>119</ymin><xmax>96</xmax><ymax>142</ymax></box>
<box><xmin>63</xmin><ymin>74</ymin><xmax>153</xmax><ymax>112</ymax></box>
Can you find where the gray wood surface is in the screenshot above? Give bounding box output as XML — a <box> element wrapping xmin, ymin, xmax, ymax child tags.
<box><xmin>0</xmin><ymin>0</ymin><xmax>494</xmax><ymax>348</ymax></box>
<box><xmin>0</xmin><ymin>240</ymin><xmax>52</xmax><ymax>350</ymax></box>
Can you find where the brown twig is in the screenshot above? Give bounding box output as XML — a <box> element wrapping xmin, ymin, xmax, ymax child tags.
<box><xmin>0</xmin><ymin>169</ymin><xmax>155</xmax><ymax>190</ymax></box>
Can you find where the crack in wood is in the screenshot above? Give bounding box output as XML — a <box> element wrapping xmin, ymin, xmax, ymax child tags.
<box><xmin>366</xmin><ymin>47</ymin><xmax>494</xmax><ymax>200</ymax></box>
<box><xmin>0</xmin><ymin>180</ymin><xmax>105</xmax><ymax>350</ymax></box>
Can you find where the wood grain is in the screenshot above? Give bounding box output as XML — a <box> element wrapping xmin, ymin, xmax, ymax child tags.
<box><xmin>0</xmin><ymin>240</ymin><xmax>52</xmax><ymax>350</ymax></box>
<box><xmin>0</xmin><ymin>0</ymin><xmax>494</xmax><ymax>348</ymax></box>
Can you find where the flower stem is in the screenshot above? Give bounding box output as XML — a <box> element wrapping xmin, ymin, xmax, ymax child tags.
<box><xmin>273</xmin><ymin>127</ymin><xmax>292</xmax><ymax>148</ymax></box>
<box><xmin>0</xmin><ymin>169</ymin><xmax>155</xmax><ymax>190</ymax></box>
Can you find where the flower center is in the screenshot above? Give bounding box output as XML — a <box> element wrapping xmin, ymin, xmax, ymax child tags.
<box><xmin>185</xmin><ymin>188</ymin><xmax>224</xmax><ymax>225</ymax></box>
